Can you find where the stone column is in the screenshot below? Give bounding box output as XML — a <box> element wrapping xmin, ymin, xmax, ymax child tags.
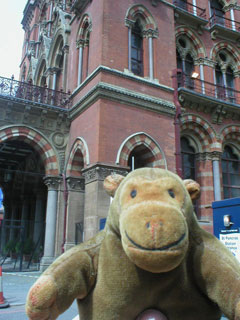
<box><xmin>128</xmin><ymin>27</ymin><xmax>132</xmax><ymax>71</ymax></box>
<box><xmin>9</xmin><ymin>203</ymin><xmax>19</xmax><ymax>241</ymax></box>
<box><xmin>148</xmin><ymin>36</ymin><xmax>153</xmax><ymax>80</ymax></box>
<box><xmin>63</xmin><ymin>176</ymin><xmax>85</xmax><ymax>251</ymax></box>
<box><xmin>40</xmin><ymin>176</ymin><xmax>61</xmax><ymax>271</ymax></box>
<box><xmin>195</xmin><ymin>153</ymin><xmax>214</xmax><ymax>229</ymax></box>
<box><xmin>62</xmin><ymin>45</ymin><xmax>69</xmax><ymax>91</ymax></box>
<box><xmin>33</xmin><ymin>191</ymin><xmax>46</xmax><ymax>249</ymax></box>
<box><xmin>21</xmin><ymin>197</ymin><xmax>29</xmax><ymax>240</ymax></box>
<box><xmin>230</xmin><ymin>8</ymin><xmax>236</xmax><ymax>31</ymax></box>
<box><xmin>77</xmin><ymin>40</ymin><xmax>84</xmax><ymax>86</ymax></box>
<box><xmin>212</xmin><ymin>152</ymin><xmax>222</xmax><ymax>201</ymax></box>
<box><xmin>199</xmin><ymin>63</ymin><xmax>205</xmax><ymax>94</ymax></box>
<box><xmin>82</xmin><ymin>164</ymin><xmax>128</xmax><ymax>241</ymax></box>
<box><xmin>52</xmin><ymin>68</ymin><xmax>58</xmax><ymax>91</ymax></box>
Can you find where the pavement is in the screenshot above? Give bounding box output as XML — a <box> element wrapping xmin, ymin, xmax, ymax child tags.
<box><xmin>0</xmin><ymin>259</ymin><xmax>79</xmax><ymax>320</ymax></box>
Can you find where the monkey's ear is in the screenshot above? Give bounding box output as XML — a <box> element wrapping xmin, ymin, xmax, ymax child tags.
<box><xmin>103</xmin><ymin>174</ymin><xmax>125</xmax><ymax>197</ymax></box>
<box><xmin>183</xmin><ymin>179</ymin><xmax>200</xmax><ymax>201</ymax></box>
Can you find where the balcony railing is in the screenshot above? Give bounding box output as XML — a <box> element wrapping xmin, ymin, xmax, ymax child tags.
<box><xmin>209</xmin><ymin>11</ymin><xmax>240</xmax><ymax>31</ymax></box>
<box><xmin>177</xmin><ymin>73</ymin><xmax>240</xmax><ymax>105</ymax></box>
<box><xmin>0</xmin><ymin>76</ymin><xmax>72</xmax><ymax>109</ymax></box>
<box><xmin>174</xmin><ymin>0</ymin><xmax>206</xmax><ymax>18</ymax></box>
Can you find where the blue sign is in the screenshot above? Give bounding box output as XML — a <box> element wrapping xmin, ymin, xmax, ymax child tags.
<box><xmin>0</xmin><ymin>189</ymin><xmax>3</xmax><ymax>210</ymax></box>
<box><xmin>99</xmin><ymin>218</ymin><xmax>106</xmax><ymax>230</ymax></box>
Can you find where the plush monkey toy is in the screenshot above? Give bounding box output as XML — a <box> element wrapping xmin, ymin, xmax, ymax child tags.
<box><xmin>26</xmin><ymin>168</ymin><xmax>240</xmax><ymax>320</ymax></box>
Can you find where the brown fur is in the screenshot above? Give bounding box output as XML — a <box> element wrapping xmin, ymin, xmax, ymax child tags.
<box><xmin>26</xmin><ymin>168</ymin><xmax>240</xmax><ymax>320</ymax></box>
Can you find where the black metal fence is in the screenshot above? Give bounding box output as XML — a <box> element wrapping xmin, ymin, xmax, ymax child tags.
<box><xmin>174</xmin><ymin>0</ymin><xmax>206</xmax><ymax>18</ymax></box>
<box><xmin>0</xmin><ymin>219</ymin><xmax>44</xmax><ymax>271</ymax></box>
<box><xmin>177</xmin><ymin>73</ymin><xmax>240</xmax><ymax>105</ymax></box>
<box><xmin>0</xmin><ymin>76</ymin><xmax>72</xmax><ymax>109</ymax></box>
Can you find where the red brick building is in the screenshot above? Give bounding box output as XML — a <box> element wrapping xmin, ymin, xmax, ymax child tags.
<box><xmin>0</xmin><ymin>0</ymin><xmax>239</xmax><ymax>270</ymax></box>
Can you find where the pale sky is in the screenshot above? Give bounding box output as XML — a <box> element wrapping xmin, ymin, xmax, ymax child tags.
<box><xmin>0</xmin><ymin>1</ymin><xmax>27</xmax><ymax>80</ymax></box>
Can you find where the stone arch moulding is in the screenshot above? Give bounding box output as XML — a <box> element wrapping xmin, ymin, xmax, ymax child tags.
<box><xmin>125</xmin><ymin>4</ymin><xmax>158</xmax><ymax>36</ymax></box>
<box><xmin>116</xmin><ymin>132</ymin><xmax>167</xmax><ymax>168</ymax></box>
<box><xmin>48</xmin><ymin>29</ymin><xmax>65</xmax><ymax>66</ymax></box>
<box><xmin>175</xmin><ymin>27</ymin><xmax>206</xmax><ymax>58</ymax></box>
<box><xmin>210</xmin><ymin>42</ymin><xmax>240</xmax><ymax>66</ymax></box>
<box><xmin>34</xmin><ymin>55</ymin><xmax>47</xmax><ymax>85</ymax></box>
<box><xmin>220</xmin><ymin>125</ymin><xmax>240</xmax><ymax>149</ymax></box>
<box><xmin>180</xmin><ymin>114</ymin><xmax>219</xmax><ymax>152</ymax></box>
<box><xmin>0</xmin><ymin>126</ymin><xmax>60</xmax><ymax>175</ymax></box>
<box><xmin>66</xmin><ymin>137</ymin><xmax>90</xmax><ymax>176</ymax></box>
<box><xmin>77</xmin><ymin>14</ymin><xmax>92</xmax><ymax>42</ymax></box>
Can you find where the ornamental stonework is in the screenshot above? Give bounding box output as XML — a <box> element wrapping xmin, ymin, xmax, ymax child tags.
<box><xmin>82</xmin><ymin>164</ymin><xmax>129</xmax><ymax>184</ymax></box>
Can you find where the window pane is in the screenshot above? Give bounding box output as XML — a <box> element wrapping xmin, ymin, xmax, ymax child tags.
<box><xmin>131</xmin><ymin>48</ymin><xmax>138</xmax><ymax>59</ymax></box>
<box><xmin>222</xmin><ymin>145</ymin><xmax>240</xmax><ymax>199</ymax></box>
<box><xmin>221</xmin><ymin>160</ymin><xmax>227</xmax><ymax>172</ymax></box>
<box><xmin>229</xmin><ymin>161</ymin><xmax>238</xmax><ymax>174</ymax></box>
<box><xmin>231</xmin><ymin>188</ymin><xmax>240</xmax><ymax>198</ymax></box>
<box><xmin>223</xmin><ymin>187</ymin><xmax>229</xmax><ymax>199</ymax></box>
<box><xmin>222</xmin><ymin>173</ymin><xmax>228</xmax><ymax>185</ymax></box>
<box><xmin>230</xmin><ymin>174</ymin><xmax>240</xmax><ymax>185</ymax></box>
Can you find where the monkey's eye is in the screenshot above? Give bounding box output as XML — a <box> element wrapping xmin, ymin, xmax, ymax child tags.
<box><xmin>130</xmin><ymin>190</ymin><xmax>137</xmax><ymax>198</ymax></box>
<box><xmin>168</xmin><ymin>189</ymin><xmax>175</xmax><ymax>198</ymax></box>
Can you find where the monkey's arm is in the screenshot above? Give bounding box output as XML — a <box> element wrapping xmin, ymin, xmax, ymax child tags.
<box><xmin>26</xmin><ymin>243</ymin><xmax>99</xmax><ymax>320</ymax></box>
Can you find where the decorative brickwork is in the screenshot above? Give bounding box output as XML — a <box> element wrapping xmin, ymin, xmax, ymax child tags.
<box><xmin>66</xmin><ymin>137</ymin><xmax>89</xmax><ymax>176</ymax></box>
<box><xmin>211</xmin><ymin>42</ymin><xmax>240</xmax><ymax>66</ymax></box>
<box><xmin>0</xmin><ymin>126</ymin><xmax>59</xmax><ymax>175</ymax></box>
<box><xmin>175</xmin><ymin>27</ymin><xmax>206</xmax><ymax>58</ymax></box>
<box><xmin>181</xmin><ymin>114</ymin><xmax>219</xmax><ymax>152</ymax></box>
<box><xmin>125</xmin><ymin>4</ymin><xmax>158</xmax><ymax>37</ymax></box>
<box><xmin>77</xmin><ymin>14</ymin><xmax>92</xmax><ymax>43</ymax></box>
<box><xmin>220</xmin><ymin>125</ymin><xmax>240</xmax><ymax>147</ymax></box>
<box><xmin>116</xmin><ymin>132</ymin><xmax>166</xmax><ymax>168</ymax></box>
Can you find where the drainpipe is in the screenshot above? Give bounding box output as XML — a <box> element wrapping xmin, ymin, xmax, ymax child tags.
<box><xmin>172</xmin><ymin>69</ymin><xmax>183</xmax><ymax>178</ymax></box>
<box><xmin>61</xmin><ymin>173</ymin><xmax>68</xmax><ymax>253</ymax></box>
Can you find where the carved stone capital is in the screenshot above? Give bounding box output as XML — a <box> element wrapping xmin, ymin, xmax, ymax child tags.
<box><xmin>43</xmin><ymin>176</ymin><xmax>62</xmax><ymax>190</ymax></box>
<box><xmin>143</xmin><ymin>29</ymin><xmax>159</xmax><ymax>39</ymax></box>
<box><xmin>76</xmin><ymin>39</ymin><xmax>85</xmax><ymax>49</ymax></box>
<box><xmin>66</xmin><ymin>176</ymin><xmax>85</xmax><ymax>192</ymax></box>
<box><xmin>211</xmin><ymin>105</ymin><xmax>227</xmax><ymax>124</ymax></box>
<box><xmin>125</xmin><ymin>18</ymin><xmax>135</xmax><ymax>28</ymax></box>
<box><xmin>82</xmin><ymin>163</ymin><xmax>128</xmax><ymax>184</ymax></box>
<box><xmin>196</xmin><ymin>151</ymin><xmax>222</xmax><ymax>161</ymax></box>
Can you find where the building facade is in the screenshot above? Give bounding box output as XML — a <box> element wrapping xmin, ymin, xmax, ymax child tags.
<box><xmin>0</xmin><ymin>0</ymin><xmax>239</xmax><ymax>269</ymax></box>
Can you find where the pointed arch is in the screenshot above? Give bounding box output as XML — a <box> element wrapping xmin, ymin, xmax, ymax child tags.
<box><xmin>181</xmin><ymin>115</ymin><xmax>218</xmax><ymax>152</ymax></box>
<box><xmin>125</xmin><ymin>4</ymin><xmax>158</xmax><ymax>36</ymax></box>
<box><xmin>66</xmin><ymin>137</ymin><xmax>90</xmax><ymax>176</ymax></box>
<box><xmin>48</xmin><ymin>28</ymin><xmax>66</xmax><ymax>67</ymax></box>
<box><xmin>210</xmin><ymin>42</ymin><xmax>240</xmax><ymax>66</ymax></box>
<box><xmin>34</xmin><ymin>55</ymin><xmax>47</xmax><ymax>86</ymax></box>
<box><xmin>77</xmin><ymin>14</ymin><xmax>92</xmax><ymax>42</ymax></box>
<box><xmin>175</xmin><ymin>27</ymin><xmax>206</xmax><ymax>58</ymax></box>
<box><xmin>116</xmin><ymin>132</ymin><xmax>167</xmax><ymax>168</ymax></box>
<box><xmin>0</xmin><ymin>126</ymin><xmax>59</xmax><ymax>175</ymax></box>
<box><xmin>220</xmin><ymin>125</ymin><xmax>240</xmax><ymax>147</ymax></box>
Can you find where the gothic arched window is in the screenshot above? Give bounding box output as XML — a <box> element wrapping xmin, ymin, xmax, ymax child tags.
<box><xmin>181</xmin><ymin>137</ymin><xmax>196</xmax><ymax>180</ymax></box>
<box><xmin>222</xmin><ymin>146</ymin><xmax>240</xmax><ymax>199</ymax></box>
<box><xmin>128</xmin><ymin>145</ymin><xmax>154</xmax><ymax>171</ymax></box>
<box><xmin>131</xmin><ymin>20</ymin><xmax>143</xmax><ymax>76</ymax></box>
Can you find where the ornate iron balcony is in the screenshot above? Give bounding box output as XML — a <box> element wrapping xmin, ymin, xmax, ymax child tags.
<box><xmin>209</xmin><ymin>11</ymin><xmax>240</xmax><ymax>31</ymax></box>
<box><xmin>174</xmin><ymin>0</ymin><xmax>206</xmax><ymax>18</ymax></box>
<box><xmin>177</xmin><ymin>73</ymin><xmax>239</xmax><ymax>105</ymax></box>
<box><xmin>0</xmin><ymin>76</ymin><xmax>71</xmax><ymax>109</ymax></box>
